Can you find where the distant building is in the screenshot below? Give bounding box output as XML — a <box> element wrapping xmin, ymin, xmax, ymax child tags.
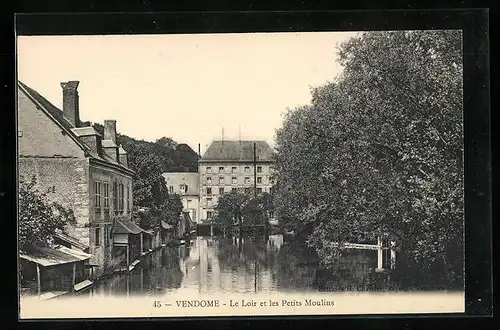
<box><xmin>162</xmin><ymin>172</ymin><xmax>200</xmax><ymax>223</ymax></box>
<box><xmin>17</xmin><ymin>80</ymin><xmax>141</xmax><ymax>278</ymax></box>
<box><xmin>198</xmin><ymin>140</ymin><xmax>276</xmax><ymax>221</ymax></box>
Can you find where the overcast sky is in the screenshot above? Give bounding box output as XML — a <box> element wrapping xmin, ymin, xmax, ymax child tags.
<box><xmin>17</xmin><ymin>32</ymin><xmax>357</xmax><ymax>154</ymax></box>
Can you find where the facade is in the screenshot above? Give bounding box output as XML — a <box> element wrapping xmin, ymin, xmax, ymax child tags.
<box><xmin>162</xmin><ymin>172</ymin><xmax>200</xmax><ymax>223</ymax></box>
<box><xmin>17</xmin><ymin>80</ymin><xmax>139</xmax><ymax>278</ymax></box>
<box><xmin>198</xmin><ymin>140</ymin><xmax>276</xmax><ymax>221</ymax></box>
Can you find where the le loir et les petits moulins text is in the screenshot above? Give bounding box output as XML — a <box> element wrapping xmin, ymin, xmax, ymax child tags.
<box><xmin>153</xmin><ymin>298</ymin><xmax>335</xmax><ymax>309</ymax></box>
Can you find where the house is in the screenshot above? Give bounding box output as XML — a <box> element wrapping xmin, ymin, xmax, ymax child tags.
<box><xmin>162</xmin><ymin>172</ymin><xmax>200</xmax><ymax>223</ymax></box>
<box><xmin>112</xmin><ymin>218</ymin><xmax>151</xmax><ymax>268</ymax></box>
<box><xmin>160</xmin><ymin>220</ymin><xmax>175</xmax><ymax>245</ymax></box>
<box><xmin>19</xmin><ymin>244</ymin><xmax>93</xmax><ymax>299</ymax></box>
<box><xmin>17</xmin><ymin>80</ymin><xmax>142</xmax><ymax>278</ymax></box>
<box><xmin>198</xmin><ymin>140</ymin><xmax>276</xmax><ymax>221</ymax></box>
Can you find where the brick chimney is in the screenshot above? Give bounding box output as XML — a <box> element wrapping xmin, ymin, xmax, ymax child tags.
<box><xmin>102</xmin><ymin>120</ymin><xmax>119</xmax><ymax>162</ymax></box>
<box><xmin>60</xmin><ymin>81</ymin><xmax>80</xmax><ymax>127</ymax></box>
<box><xmin>104</xmin><ymin>120</ymin><xmax>117</xmax><ymax>143</ymax></box>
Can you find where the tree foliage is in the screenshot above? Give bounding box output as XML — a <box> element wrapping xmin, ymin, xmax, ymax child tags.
<box><xmin>213</xmin><ymin>190</ymin><xmax>274</xmax><ymax>227</ymax></box>
<box><xmin>18</xmin><ymin>175</ymin><xmax>76</xmax><ymax>253</ymax></box>
<box><xmin>274</xmin><ymin>30</ymin><xmax>464</xmax><ymax>287</ymax></box>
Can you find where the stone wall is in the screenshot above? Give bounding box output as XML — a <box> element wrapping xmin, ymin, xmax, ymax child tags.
<box><xmin>19</xmin><ymin>157</ymin><xmax>91</xmax><ymax>246</ymax></box>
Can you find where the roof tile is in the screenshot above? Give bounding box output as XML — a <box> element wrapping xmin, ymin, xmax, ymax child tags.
<box><xmin>201</xmin><ymin>140</ymin><xmax>275</xmax><ymax>162</ymax></box>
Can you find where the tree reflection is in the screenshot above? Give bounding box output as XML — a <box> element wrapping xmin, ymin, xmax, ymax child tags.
<box><xmin>214</xmin><ymin>236</ymin><xmax>279</xmax><ymax>276</ymax></box>
<box><xmin>312</xmin><ymin>249</ymin><xmax>395</xmax><ymax>292</ymax></box>
<box><xmin>275</xmin><ymin>241</ymin><xmax>317</xmax><ymax>290</ymax></box>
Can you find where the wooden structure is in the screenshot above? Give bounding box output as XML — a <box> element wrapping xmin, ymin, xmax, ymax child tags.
<box><xmin>19</xmin><ymin>245</ymin><xmax>93</xmax><ymax>299</ymax></box>
<box><xmin>112</xmin><ymin>218</ymin><xmax>149</xmax><ymax>268</ymax></box>
<box><xmin>330</xmin><ymin>237</ymin><xmax>397</xmax><ymax>271</ymax></box>
<box><xmin>160</xmin><ymin>220</ymin><xmax>175</xmax><ymax>245</ymax></box>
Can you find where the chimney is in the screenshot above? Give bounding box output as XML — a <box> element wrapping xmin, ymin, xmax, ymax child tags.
<box><xmin>104</xmin><ymin>120</ymin><xmax>117</xmax><ymax>143</ymax></box>
<box><xmin>119</xmin><ymin>145</ymin><xmax>128</xmax><ymax>167</ymax></box>
<box><xmin>102</xmin><ymin>119</ymin><xmax>119</xmax><ymax>162</ymax></box>
<box><xmin>60</xmin><ymin>81</ymin><xmax>80</xmax><ymax>127</ymax></box>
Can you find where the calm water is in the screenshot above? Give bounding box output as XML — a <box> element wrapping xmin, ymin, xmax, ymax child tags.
<box><xmin>87</xmin><ymin>235</ymin><xmax>397</xmax><ymax>297</ymax></box>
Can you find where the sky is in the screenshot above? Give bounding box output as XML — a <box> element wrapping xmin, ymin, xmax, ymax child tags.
<box><xmin>17</xmin><ymin>32</ymin><xmax>358</xmax><ymax>154</ymax></box>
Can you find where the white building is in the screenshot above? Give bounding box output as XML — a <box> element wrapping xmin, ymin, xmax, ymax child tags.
<box><xmin>198</xmin><ymin>140</ymin><xmax>276</xmax><ymax>221</ymax></box>
<box><xmin>162</xmin><ymin>172</ymin><xmax>200</xmax><ymax>223</ymax></box>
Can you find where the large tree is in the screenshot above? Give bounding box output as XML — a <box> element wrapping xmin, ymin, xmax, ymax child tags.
<box><xmin>116</xmin><ymin>134</ymin><xmax>183</xmax><ymax>229</ymax></box>
<box><xmin>274</xmin><ymin>30</ymin><xmax>464</xmax><ymax>287</ymax></box>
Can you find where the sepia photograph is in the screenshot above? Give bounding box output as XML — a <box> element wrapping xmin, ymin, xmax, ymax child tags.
<box><xmin>16</xmin><ymin>28</ymin><xmax>466</xmax><ymax>318</ymax></box>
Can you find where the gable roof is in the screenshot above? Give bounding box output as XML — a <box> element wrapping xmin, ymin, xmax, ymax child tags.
<box><xmin>18</xmin><ymin>81</ymin><xmax>134</xmax><ymax>176</ymax></box>
<box><xmin>112</xmin><ymin>219</ymin><xmax>145</xmax><ymax>235</ymax></box>
<box><xmin>201</xmin><ymin>140</ymin><xmax>275</xmax><ymax>162</ymax></box>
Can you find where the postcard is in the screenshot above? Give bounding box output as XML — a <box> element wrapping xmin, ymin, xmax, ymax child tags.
<box><xmin>17</xmin><ymin>29</ymin><xmax>467</xmax><ymax>319</ymax></box>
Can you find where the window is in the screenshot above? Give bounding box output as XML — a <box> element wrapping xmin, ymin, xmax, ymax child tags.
<box><xmin>206</xmin><ymin>167</ymin><xmax>212</xmax><ymax>173</ymax></box>
<box><xmin>245</xmin><ymin>177</ymin><xmax>250</xmax><ymax>184</ymax></box>
<box><xmin>219</xmin><ymin>187</ymin><xmax>224</xmax><ymax>195</ymax></box>
<box><xmin>179</xmin><ymin>184</ymin><xmax>189</xmax><ymax>193</ymax></box>
<box><xmin>94</xmin><ymin>182</ymin><xmax>102</xmax><ymax>212</ymax></box>
<box><xmin>207</xmin><ymin>211</ymin><xmax>213</xmax><ymax>219</ymax></box>
<box><xmin>119</xmin><ymin>183</ymin><xmax>124</xmax><ymax>213</ymax></box>
<box><xmin>219</xmin><ymin>167</ymin><xmax>224</xmax><ymax>173</ymax></box>
<box><xmin>124</xmin><ymin>183</ymin><xmax>127</xmax><ymax>213</ymax></box>
<box><xmin>206</xmin><ymin>187</ymin><xmax>212</xmax><ymax>195</ymax></box>
<box><xmin>244</xmin><ymin>166</ymin><xmax>250</xmax><ymax>173</ymax></box>
<box><xmin>207</xmin><ymin>177</ymin><xmax>212</xmax><ymax>184</ymax></box>
<box><xmin>219</xmin><ymin>177</ymin><xmax>224</xmax><ymax>185</ymax></box>
<box><xmin>231</xmin><ymin>188</ymin><xmax>237</xmax><ymax>193</ymax></box>
<box><xmin>269</xmin><ymin>187</ymin><xmax>273</xmax><ymax>194</ymax></box>
<box><xmin>169</xmin><ymin>185</ymin><xmax>174</xmax><ymax>194</ymax></box>
<box><xmin>207</xmin><ymin>198</ymin><xmax>212</xmax><ymax>207</ymax></box>
<box><xmin>95</xmin><ymin>227</ymin><xmax>101</xmax><ymax>247</ymax></box>
<box><xmin>232</xmin><ymin>177</ymin><xmax>237</xmax><ymax>184</ymax></box>
<box><xmin>103</xmin><ymin>226</ymin><xmax>110</xmax><ymax>246</ymax></box>
<box><xmin>127</xmin><ymin>185</ymin><xmax>131</xmax><ymax>212</ymax></box>
<box><xmin>128</xmin><ymin>185</ymin><xmax>132</xmax><ymax>211</ymax></box>
<box><xmin>231</xmin><ymin>166</ymin><xmax>237</xmax><ymax>173</ymax></box>
<box><xmin>103</xmin><ymin>182</ymin><xmax>110</xmax><ymax>211</ymax></box>
<box><xmin>257</xmin><ymin>177</ymin><xmax>262</xmax><ymax>184</ymax></box>
<box><xmin>257</xmin><ymin>187</ymin><xmax>262</xmax><ymax>194</ymax></box>
<box><xmin>257</xmin><ymin>166</ymin><xmax>262</xmax><ymax>173</ymax></box>
<box><xmin>113</xmin><ymin>182</ymin><xmax>118</xmax><ymax>213</ymax></box>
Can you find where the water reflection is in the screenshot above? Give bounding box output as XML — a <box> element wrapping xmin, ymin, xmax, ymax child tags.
<box><xmin>89</xmin><ymin>235</ymin><xmax>395</xmax><ymax>296</ymax></box>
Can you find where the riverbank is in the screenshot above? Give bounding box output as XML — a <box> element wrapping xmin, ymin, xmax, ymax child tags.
<box><xmin>66</xmin><ymin>237</ymin><xmax>190</xmax><ymax>297</ymax></box>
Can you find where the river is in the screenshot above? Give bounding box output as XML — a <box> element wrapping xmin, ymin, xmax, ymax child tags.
<box><xmin>83</xmin><ymin>235</ymin><xmax>402</xmax><ymax>297</ymax></box>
